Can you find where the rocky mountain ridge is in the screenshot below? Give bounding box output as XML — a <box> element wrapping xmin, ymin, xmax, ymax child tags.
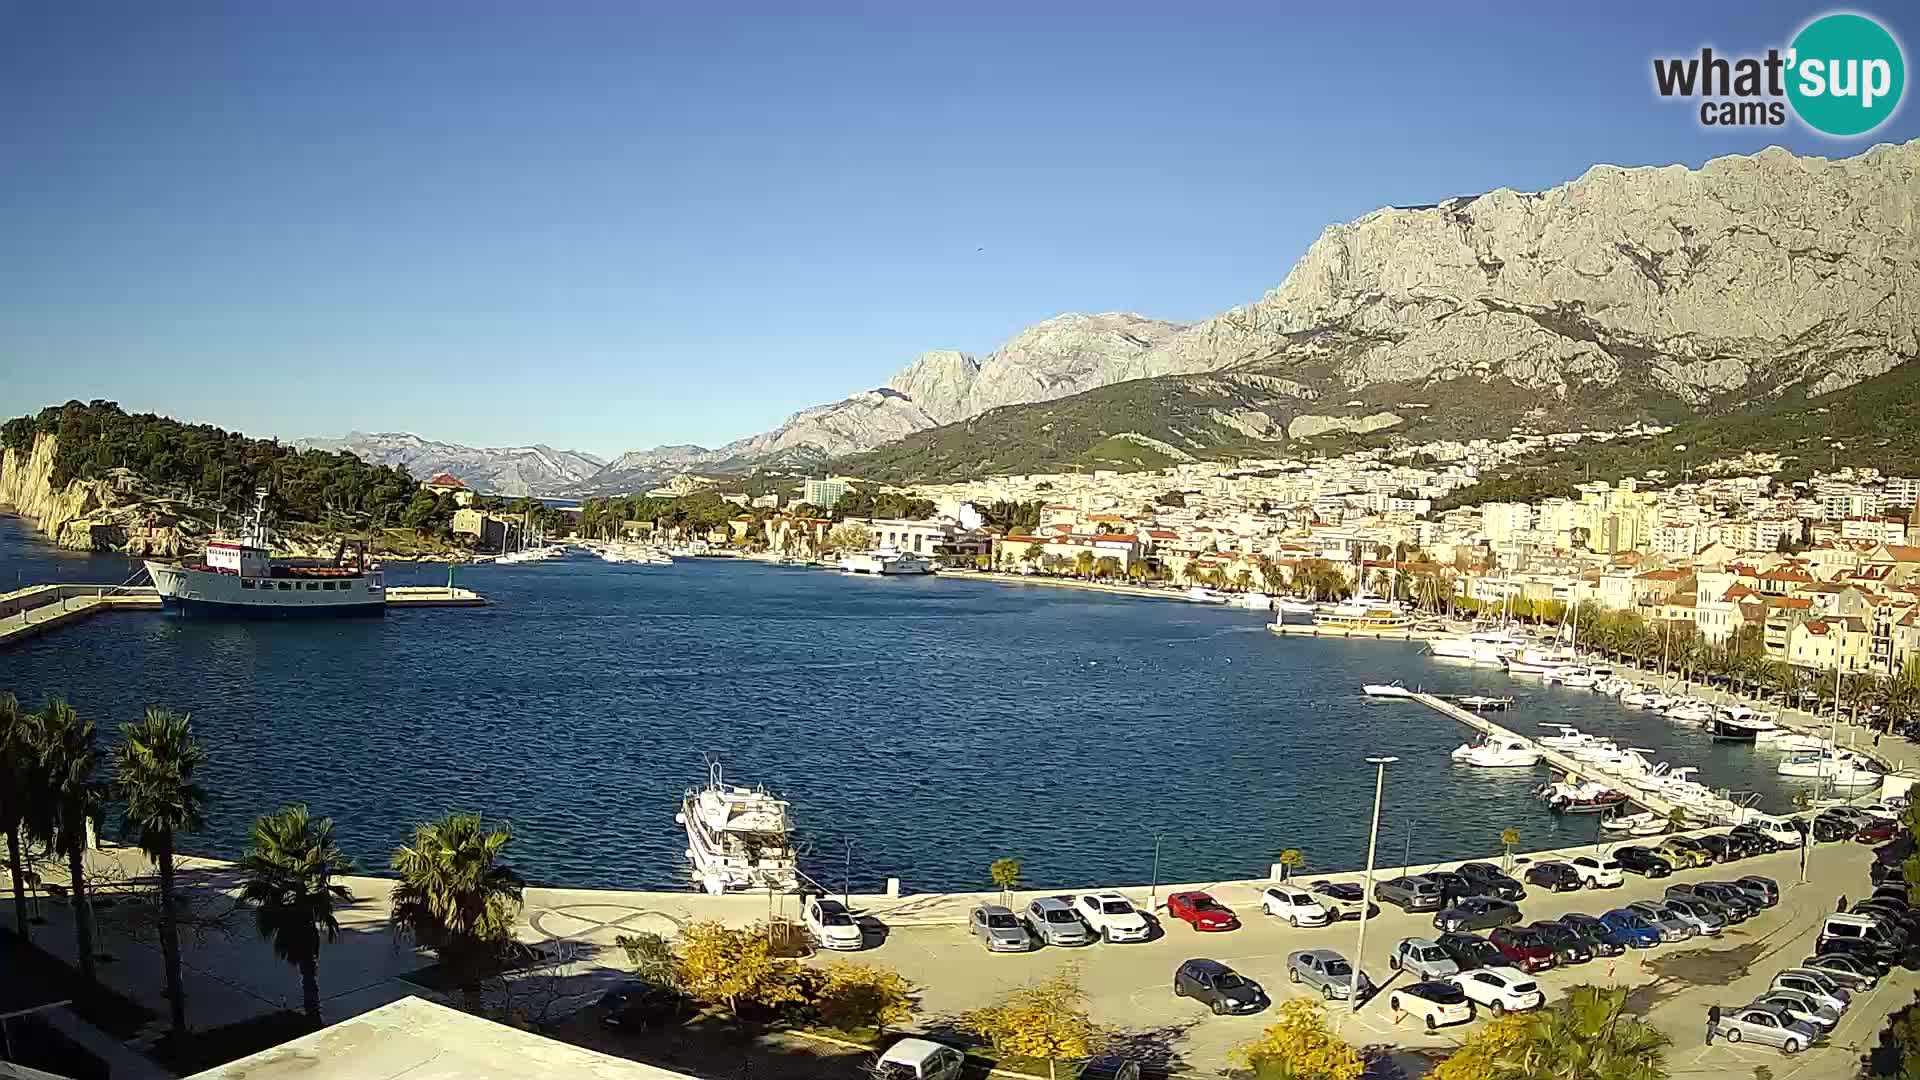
<box><xmin>294</xmin><ymin>432</ymin><xmax>607</xmax><ymax>497</ymax></box>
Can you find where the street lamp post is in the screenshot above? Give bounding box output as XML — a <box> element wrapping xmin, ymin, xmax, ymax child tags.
<box><xmin>1351</xmin><ymin>756</ymin><xmax>1397</xmax><ymax>1015</ymax></box>
<box><xmin>1148</xmin><ymin>831</ymin><xmax>1165</xmax><ymax>910</ymax></box>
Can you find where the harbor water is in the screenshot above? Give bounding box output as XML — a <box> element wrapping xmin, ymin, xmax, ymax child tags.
<box><xmin>1</xmin><ymin>516</ymin><xmax>1814</xmax><ymax>892</ymax></box>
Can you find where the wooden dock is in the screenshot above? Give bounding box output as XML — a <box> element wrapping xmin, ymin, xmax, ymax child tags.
<box><xmin>0</xmin><ymin>582</ymin><xmax>487</xmax><ymax>648</ymax></box>
<box><xmin>1409</xmin><ymin>691</ymin><xmax>1680</xmax><ymax>817</ymax></box>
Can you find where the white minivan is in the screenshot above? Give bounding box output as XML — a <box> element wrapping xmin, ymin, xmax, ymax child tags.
<box><xmin>1746</xmin><ymin>815</ymin><xmax>1805</xmax><ymax>848</ymax></box>
<box><xmin>1569</xmin><ymin>854</ymin><xmax>1623</xmax><ymax>888</ymax></box>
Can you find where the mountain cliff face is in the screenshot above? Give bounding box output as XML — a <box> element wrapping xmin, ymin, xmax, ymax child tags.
<box><xmin>839</xmin><ymin>140</ymin><xmax>1920</xmax><ymax>482</ymax></box>
<box><xmin>295</xmin><ymin>432</ymin><xmax>607</xmax><ymax>497</ymax></box>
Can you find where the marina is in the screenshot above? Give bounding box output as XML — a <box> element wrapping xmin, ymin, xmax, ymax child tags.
<box><xmin>0</xmin><ymin>516</ymin><xmax>1835</xmax><ymax>893</ymax></box>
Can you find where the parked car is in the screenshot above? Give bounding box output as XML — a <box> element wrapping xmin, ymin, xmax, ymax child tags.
<box><xmin>1655</xmin><ymin>837</ymin><xmax>1713</xmax><ymax>869</ymax></box>
<box><xmin>1456</xmin><ymin>862</ymin><xmax>1526</xmax><ymax>901</ymax></box>
<box><xmin>1448</xmin><ymin>966</ymin><xmax>1544</xmax><ymax>1014</ymax></box>
<box><xmin>1626</xmin><ymin>901</ymin><xmax>1695</xmax><ymax>942</ymax></box>
<box><xmin>1853</xmin><ymin>900</ymin><xmax>1920</xmax><ymax>938</ymax></box>
<box><xmin>1713</xmin><ymin>1003</ymin><xmax>1818</xmax><ymax>1053</ymax></box>
<box><xmin>1569</xmin><ymin>854</ymin><xmax>1624</xmax><ymax>889</ymax></box>
<box><xmin>805</xmin><ymin>897</ymin><xmax>865</xmax><ymax>951</ymax></box>
<box><xmin>1723</xmin><ymin>829</ymin><xmax>1772</xmax><ymax>858</ymax></box>
<box><xmin>1852</xmin><ymin>803</ymin><xmax>1903</xmax><ymax>821</ymax></box>
<box><xmin>1172</xmin><ymin>958</ymin><xmax>1268</xmax><ymax>1015</ymax></box>
<box><xmin>1734</xmin><ymin>875</ymin><xmax>1780</xmax><ymax>907</ymax></box>
<box><xmin>1554</xmin><ymin>913</ymin><xmax>1626</xmax><ymax>956</ymax></box>
<box><xmin>969</xmin><ymin>904</ymin><xmax>1033</xmax><ymax>953</ymax></box>
<box><xmin>1857</xmin><ymin>818</ymin><xmax>1901</xmax><ymax>843</ymax></box>
<box><xmin>1813</xmin><ymin>812</ymin><xmax>1861</xmax><ymax>843</ymax></box>
<box><xmin>1390</xmin><ymin>937</ymin><xmax>1462</xmax><ymax>980</ymax></box>
<box><xmin>1389</xmin><ymin>981</ymin><xmax>1474</xmax><ymax>1031</ymax></box>
<box><xmin>1376</xmin><ymin>875</ymin><xmax>1443</xmax><ymax>912</ymax></box>
<box><xmin>874</xmin><ymin>1038</ymin><xmax>968</xmax><ymax>1080</ymax></box>
<box><xmin>1798</xmin><ymin>952</ymin><xmax>1880</xmax><ymax>990</ymax></box>
<box><xmin>1771</xmin><ymin>969</ymin><xmax>1851</xmax><ymax>1013</ymax></box>
<box><xmin>1523</xmin><ymin>862</ymin><xmax>1583</xmax><ymax>892</ymax></box>
<box><xmin>1743</xmin><ymin>815</ymin><xmax>1805</xmax><ymax>848</ymax></box>
<box><xmin>1870</xmin><ymin>885</ymin><xmax>1912</xmax><ymax>909</ymax></box>
<box><xmin>1487</xmin><ymin>926</ymin><xmax>1557</xmax><ymax>972</ymax></box>
<box><xmin>1306</xmin><ymin>880</ymin><xmax>1379</xmax><ymax>922</ymax></box>
<box><xmin>1166</xmin><ymin>891</ymin><xmax>1240</xmax><ymax>932</ymax></box>
<box><xmin>1599</xmin><ymin>908</ymin><xmax>1663</xmax><ymax>949</ymax></box>
<box><xmin>1286</xmin><ymin>949</ymin><xmax>1372</xmax><ymax>1001</ymax></box>
<box><xmin>1694</xmin><ymin>835</ymin><xmax>1737</xmax><ymax>864</ymax></box>
<box><xmin>597</xmin><ymin>979</ymin><xmax>691</xmax><ymax>1030</ymax></box>
<box><xmin>1259</xmin><ymin>886</ymin><xmax>1331</xmax><ymax>927</ymax></box>
<box><xmin>1074</xmin><ymin>892</ymin><xmax>1151</xmax><ymax>943</ymax></box>
<box><xmin>1612</xmin><ymin>846</ymin><xmax>1673</xmax><ymax>878</ymax></box>
<box><xmin>1692</xmin><ymin>882</ymin><xmax>1761</xmax><ymax>921</ymax></box>
<box><xmin>1022</xmin><ymin>897</ymin><xmax>1092</xmax><ymax>947</ymax></box>
<box><xmin>1814</xmin><ymin>936</ymin><xmax>1898</xmax><ymax>974</ymax></box>
<box><xmin>1434</xmin><ymin>931</ymin><xmax>1505</xmax><ymax>971</ymax></box>
<box><xmin>1433</xmin><ymin>897</ymin><xmax>1522</xmax><ymax>933</ymax></box>
<box><xmin>1425</xmin><ymin>871</ymin><xmax>1483</xmax><ymax>903</ymax></box>
<box><xmin>1753</xmin><ymin>989</ymin><xmax>1840</xmax><ymax>1032</ymax></box>
<box><xmin>1660</xmin><ymin>895</ymin><xmax>1727</xmax><ymax>936</ymax></box>
<box><xmin>1525</xmin><ymin>920</ymin><xmax>1593</xmax><ymax>965</ymax></box>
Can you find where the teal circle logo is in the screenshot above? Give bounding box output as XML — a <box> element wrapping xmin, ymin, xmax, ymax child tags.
<box><xmin>1788</xmin><ymin>13</ymin><xmax>1905</xmax><ymax>136</ymax></box>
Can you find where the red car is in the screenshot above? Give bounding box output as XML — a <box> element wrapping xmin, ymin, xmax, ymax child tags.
<box><xmin>1856</xmin><ymin>819</ymin><xmax>1899</xmax><ymax>843</ymax></box>
<box><xmin>1166</xmin><ymin>891</ymin><xmax>1240</xmax><ymax>932</ymax></box>
<box><xmin>1487</xmin><ymin>926</ymin><xmax>1557</xmax><ymax>972</ymax></box>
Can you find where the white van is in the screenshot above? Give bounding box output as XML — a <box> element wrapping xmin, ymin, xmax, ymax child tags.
<box><xmin>1746</xmin><ymin>815</ymin><xmax>1805</xmax><ymax>848</ymax></box>
<box><xmin>1819</xmin><ymin>913</ymin><xmax>1899</xmax><ymax>952</ymax></box>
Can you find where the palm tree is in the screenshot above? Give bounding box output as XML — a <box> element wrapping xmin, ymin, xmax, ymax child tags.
<box><xmin>389</xmin><ymin>813</ymin><xmax>525</xmax><ymax>1011</ymax></box>
<box><xmin>237</xmin><ymin>804</ymin><xmax>354</xmax><ymax>1023</ymax></box>
<box><xmin>26</xmin><ymin>698</ymin><xmax>103</xmax><ymax>981</ymax></box>
<box><xmin>111</xmin><ymin>708</ymin><xmax>207</xmax><ymax>1038</ymax></box>
<box><xmin>0</xmin><ymin>694</ymin><xmax>32</xmax><ymax>938</ymax></box>
<box><xmin>1497</xmin><ymin>985</ymin><xmax>1668</xmax><ymax>1079</ymax></box>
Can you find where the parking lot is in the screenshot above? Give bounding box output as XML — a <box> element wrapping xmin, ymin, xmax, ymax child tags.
<box><xmin>840</xmin><ymin>839</ymin><xmax>1910</xmax><ymax>1076</ymax></box>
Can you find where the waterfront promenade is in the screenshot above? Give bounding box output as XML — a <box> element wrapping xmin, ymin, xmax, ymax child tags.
<box><xmin>10</xmin><ymin>830</ymin><xmax>1902</xmax><ymax>1078</ymax></box>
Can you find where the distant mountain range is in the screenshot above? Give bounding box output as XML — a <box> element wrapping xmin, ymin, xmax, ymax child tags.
<box><xmin>294</xmin><ymin>432</ymin><xmax>606</xmax><ymax>497</ymax></box>
<box><xmin>307</xmin><ymin>140</ymin><xmax>1920</xmax><ymax>494</ymax></box>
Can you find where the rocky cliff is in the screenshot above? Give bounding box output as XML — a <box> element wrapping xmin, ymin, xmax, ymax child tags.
<box><xmin>0</xmin><ymin>433</ymin><xmax>191</xmax><ymax>555</ymax></box>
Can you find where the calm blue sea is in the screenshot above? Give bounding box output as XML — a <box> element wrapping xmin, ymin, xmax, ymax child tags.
<box><xmin>0</xmin><ymin>516</ymin><xmax>1806</xmax><ymax>892</ymax></box>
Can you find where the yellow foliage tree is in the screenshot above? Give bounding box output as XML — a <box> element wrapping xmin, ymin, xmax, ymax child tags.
<box><xmin>962</xmin><ymin>964</ymin><xmax>1100</xmax><ymax>1080</ymax></box>
<box><xmin>1428</xmin><ymin>1012</ymin><xmax>1533</xmax><ymax>1080</ymax></box>
<box><xmin>672</xmin><ymin>920</ymin><xmax>803</xmax><ymax>1016</ymax></box>
<box><xmin>1229</xmin><ymin>998</ymin><xmax>1364</xmax><ymax>1080</ymax></box>
<box><xmin>813</xmin><ymin>961</ymin><xmax>915</xmax><ymax>1032</ymax></box>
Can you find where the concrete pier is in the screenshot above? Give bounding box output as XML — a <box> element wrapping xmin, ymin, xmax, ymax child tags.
<box><xmin>1409</xmin><ymin>691</ymin><xmax>1682</xmax><ymax>817</ymax></box>
<box><xmin>0</xmin><ymin>581</ymin><xmax>487</xmax><ymax>648</ymax></box>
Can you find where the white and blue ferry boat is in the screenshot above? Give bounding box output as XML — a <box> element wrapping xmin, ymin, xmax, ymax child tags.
<box><xmin>144</xmin><ymin>490</ymin><xmax>385</xmax><ymax>617</ymax></box>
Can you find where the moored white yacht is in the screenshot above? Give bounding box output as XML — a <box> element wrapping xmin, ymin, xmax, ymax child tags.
<box><xmin>1754</xmin><ymin>729</ymin><xmax>1826</xmax><ymax>752</ymax></box>
<box><xmin>677</xmin><ymin>760</ymin><xmax>802</xmax><ymax>895</ymax></box>
<box><xmin>1450</xmin><ymin>735</ymin><xmax>1543</xmax><ymax>768</ymax></box>
<box><xmin>1185</xmin><ymin>585</ymin><xmax>1230</xmax><ymax>603</ymax></box>
<box><xmin>840</xmin><ymin>547</ymin><xmax>934</xmax><ymax>575</ymax></box>
<box><xmin>1362</xmin><ymin>681</ymin><xmax>1416</xmax><ymax>699</ymax></box>
<box><xmin>1776</xmin><ymin>748</ymin><xmax>1882</xmax><ymax>788</ymax></box>
<box><xmin>1707</xmin><ymin>705</ymin><xmax>1780</xmax><ymax>742</ymax></box>
<box><xmin>1234</xmin><ymin>590</ymin><xmax>1273</xmax><ymax>611</ymax></box>
<box><xmin>1502</xmin><ymin>647</ymin><xmax>1577</xmax><ymax>676</ymax></box>
<box><xmin>1313</xmin><ymin>593</ymin><xmax>1415</xmax><ymax>629</ymax></box>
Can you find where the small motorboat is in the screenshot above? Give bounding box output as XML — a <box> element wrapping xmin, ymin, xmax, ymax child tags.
<box><xmin>1755</xmin><ymin>730</ymin><xmax>1826</xmax><ymax>753</ymax></box>
<box><xmin>1707</xmin><ymin>706</ymin><xmax>1779</xmax><ymax>743</ymax></box>
<box><xmin>1363</xmin><ymin>681</ymin><xmax>1416</xmax><ymax>699</ymax></box>
<box><xmin>1451</xmin><ymin>736</ymin><xmax>1543</xmax><ymax>768</ymax></box>
<box><xmin>1600</xmin><ymin>810</ymin><xmax>1667</xmax><ymax>836</ymax></box>
<box><xmin>1455</xmin><ymin>695</ymin><xmax>1513</xmax><ymax>711</ymax></box>
<box><xmin>1536</xmin><ymin>780</ymin><xmax>1631</xmax><ymax>814</ymax></box>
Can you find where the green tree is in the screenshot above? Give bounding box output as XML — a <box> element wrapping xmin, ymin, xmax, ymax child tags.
<box><xmin>989</xmin><ymin>857</ymin><xmax>1023</xmax><ymax>904</ymax></box>
<box><xmin>1094</xmin><ymin>556</ymin><xmax>1121</xmax><ymax>580</ymax></box>
<box><xmin>26</xmin><ymin>698</ymin><xmax>104</xmax><ymax>981</ymax></box>
<box><xmin>1073</xmin><ymin>550</ymin><xmax>1096</xmax><ymax>579</ymax></box>
<box><xmin>1024</xmin><ymin>542</ymin><xmax>1045</xmax><ymax>568</ymax></box>
<box><xmin>1499</xmin><ymin>827</ymin><xmax>1521</xmax><ymax>872</ymax></box>
<box><xmin>110</xmin><ymin>708</ymin><xmax>208</xmax><ymax>1038</ymax></box>
<box><xmin>237</xmin><ymin>804</ymin><xmax>355</xmax><ymax>1023</ymax></box>
<box><xmin>0</xmin><ymin>694</ymin><xmax>31</xmax><ymax>938</ymax></box>
<box><xmin>389</xmin><ymin>813</ymin><xmax>526</xmax><ymax>1011</ymax></box>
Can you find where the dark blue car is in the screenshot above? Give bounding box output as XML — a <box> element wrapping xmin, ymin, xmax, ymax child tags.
<box><xmin>1555</xmin><ymin>913</ymin><xmax>1629</xmax><ymax>956</ymax></box>
<box><xmin>1599</xmin><ymin>908</ymin><xmax>1662</xmax><ymax>949</ymax></box>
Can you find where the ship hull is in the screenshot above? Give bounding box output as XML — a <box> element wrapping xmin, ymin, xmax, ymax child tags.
<box><xmin>145</xmin><ymin>560</ymin><xmax>385</xmax><ymax>619</ymax></box>
<box><xmin>158</xmin><ymin>596</ymin><xmax>385</xmax><ymax>618</ymax></box>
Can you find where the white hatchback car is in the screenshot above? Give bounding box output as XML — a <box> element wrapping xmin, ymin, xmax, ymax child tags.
<box><xmin>804</xmin><ymin>897</ymin><xmax>865</xmax><ymax>951</ymax></box>
<box><xmin>1448</xmin><ymin>966</ymin><xmax>1544</xmax><ymax>1014</ymax></box>
<box><xmin>1261</xmin><ymin>886</ymin><xmax>1331</xmax><ymax>927</ymax></box>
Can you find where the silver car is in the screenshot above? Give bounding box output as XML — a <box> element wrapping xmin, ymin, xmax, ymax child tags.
<box><xmin>1390</xmin><ymin>937</ymin><xmax>1461</xmax><ymax>980</ymax></box>
<box><xmin>1715</xmin><ymin>1003</ymin><xmax>1818</xmax><ymax>1053</ymax></box>
<box><xmin>1626</xmin><ymin>901</ymin><xmax>1694</xmax><ymax>942</ymax></box>
<box><xmin>1022</xmin><ymin>897</ymin><xmax>1092</xmax><ymax>947</ymax></box>
<box><xmin>1771</xmin><ymin>970</ymin><xmax>1851</xmax><ymax>1013</ymax></box>
<box><xmin>1286</xmin><ymin>949</ymin><xmax>1372</xmax><ymax>1001</ymax></box>
<box><xmin>1753</xmin><ymin>989</ymin><xmax>1840</xmax><ymax>1032</ymax></box>
<box><xmin>1661</xmin><ymin>896</ymin><xmax>1727</xmax><ymax>937</ymax></box>
<box><xmin>969</xmin><ymin>903</ymin><xmax>1032</xmax><ymax>953</ymax></box>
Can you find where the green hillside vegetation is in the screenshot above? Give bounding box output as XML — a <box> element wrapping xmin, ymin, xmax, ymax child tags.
<box><xmin>1434</xmin><ymin>358</ymin><xmax>1920</xmax><ymax>510</ymax></box>
<box><xmin>2</xmin><ymin>400</ymin><xmax>430</xmax><ymax>530</ymax></box>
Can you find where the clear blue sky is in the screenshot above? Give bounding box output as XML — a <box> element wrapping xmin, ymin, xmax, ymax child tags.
<box><xmin>3</xmin><ymin>2</ymin><xmax>1915</xmax><ymax>458</ymax></box>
